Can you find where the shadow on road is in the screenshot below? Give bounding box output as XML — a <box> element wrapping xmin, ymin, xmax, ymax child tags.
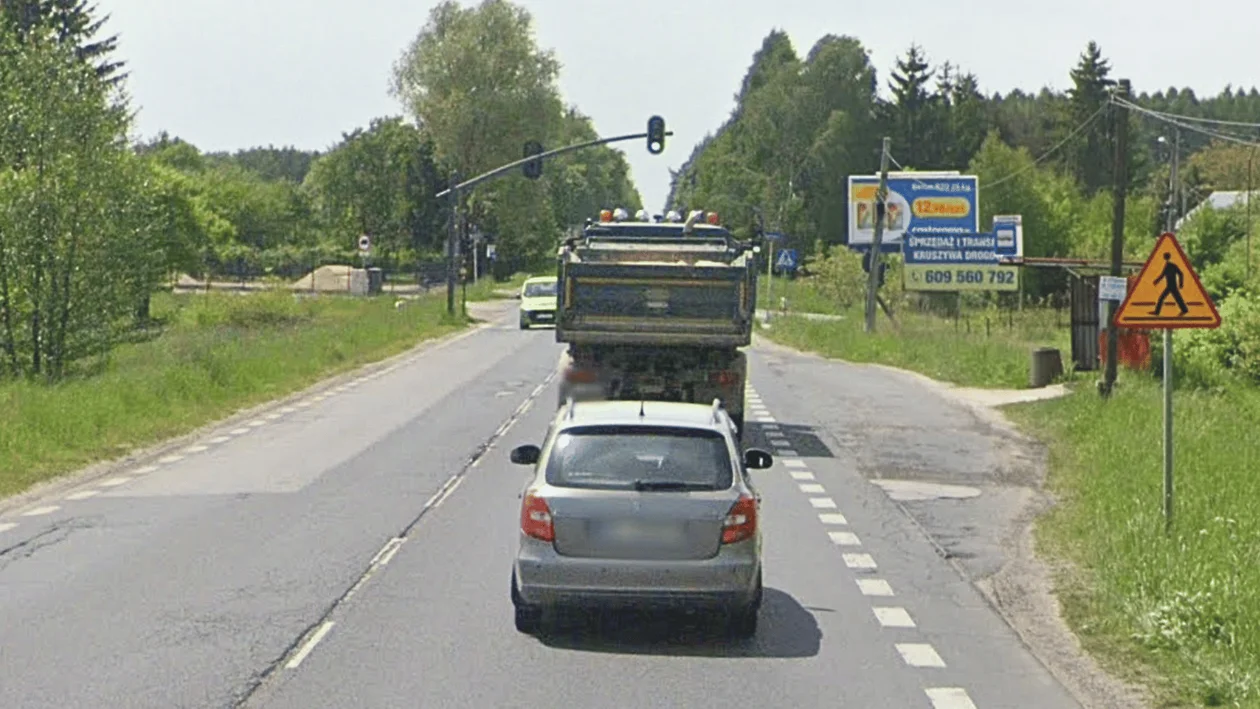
<box><xmin>744</xmin><ymin>422</ymin><xmax>834</xmax><ymax>458</ymax></box>
<box><xmin>535</xmin><ymin>588</ymin><xmax>821</xmax><ymax>658</ymax></box>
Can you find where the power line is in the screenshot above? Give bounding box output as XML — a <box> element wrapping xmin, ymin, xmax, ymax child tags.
<box><xmin>1113</xmin><ymin>95</ymin><xmax>1260</xmax><ymax>148</ymax></box>
<box><xmin>1108</xmin><ymin>99</ymin><xmax>1260</xmax><ymax>130</ymax></box>
<box><xmin>983</xmin><ymin>103</ymin><xmax>1109</xmax><ymax>190</ymax></box>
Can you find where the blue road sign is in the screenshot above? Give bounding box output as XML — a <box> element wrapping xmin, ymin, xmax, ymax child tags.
<box><xmin>846</xmin><ymin>172</ymin><xmax>979</xmax><ymax>253</ymax></box>
<box><xmin>776</xmin><ymin>249</ymin><xmax>798</xmax><ymax>271</ymax></box>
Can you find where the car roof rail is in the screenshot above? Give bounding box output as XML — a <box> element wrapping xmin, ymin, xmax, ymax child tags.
<box><xmin>565</xmin><ymin>396</ymin><xmax>576</xmax><ymax>420</ymax></box>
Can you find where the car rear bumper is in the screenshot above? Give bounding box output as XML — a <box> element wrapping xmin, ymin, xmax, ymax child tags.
<box><xmin>514</xmin><ymin>535</ymin><xmax>761</xmax><ymax>610</ymax></box>
<box><xmin>522</xmin><ymin>308</ymin><xmax>557</xmax><ymax>325</ymax></box>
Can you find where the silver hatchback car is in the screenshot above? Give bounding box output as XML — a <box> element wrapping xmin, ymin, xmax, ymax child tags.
<box><xmin>509</xmin><ymin>399</ymin><xmax>773</xmax><ymax>637</ymax></box>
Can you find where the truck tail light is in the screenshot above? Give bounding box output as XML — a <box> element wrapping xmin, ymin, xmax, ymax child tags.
<box><xmin>710</xmin><ymin>370</ymin><xmax>740</xmax><ymax>387</ymax></box>
<box><xmin>722</xmin><ymin>495</ymin><xmax>757</xmax><ymax>544</ymax></box>
<box><xmin>520</xmin><ymin>492</ymin><xmax>555</xmax><ymax>542</ymax></box>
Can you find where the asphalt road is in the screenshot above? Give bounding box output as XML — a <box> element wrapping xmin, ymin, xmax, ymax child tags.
<box><xmin>0</xmin><ymin>303</ymin><xmax>1081</xmax><ymax>708</ymax></box>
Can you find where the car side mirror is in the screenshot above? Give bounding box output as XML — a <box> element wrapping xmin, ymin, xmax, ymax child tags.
<box><xmin>743</xmin><ymin>448</ymin><xmax>773</xmax><ymax>470</ymax></box>
<box><xmin>510</xmin><ymin>444</ymin><xmax>541</xmax><ymax>465</ymax></box>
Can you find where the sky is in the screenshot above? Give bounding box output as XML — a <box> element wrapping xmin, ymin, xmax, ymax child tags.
<box><xmin>99</xmin><ymin>0</ymin><xmax>1259</xmax><ymax>212</ymax></box>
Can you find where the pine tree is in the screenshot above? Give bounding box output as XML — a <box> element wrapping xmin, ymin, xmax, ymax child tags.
<box><xmin>884</xmin><ymin>44</ymin><xmax>938</xmax><ymax>168</ymax></box>
<box><xmin>0</xmin><ymin>0</ymin><xmax>125</xmax><ymax>84</ymax></box>
<box><xmin>1065</xmin><ymin>41</ymin><xmax>1114</xmax><ymax>194</ymax></box>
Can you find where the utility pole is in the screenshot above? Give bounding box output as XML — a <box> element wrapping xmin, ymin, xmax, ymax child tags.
<box><xmin>1101</xmin><ymin>80</ymin><xmax>1130</xmax><ymax>398</ymax></box>
<box><xmin>446</xmin><ymin>170</ymin><xmax>460</xmax><ymax>317</ymax></box>
<box><xmin>865</xmin><ymin>137</ymin><xmax>891</xmax><ymax>333</ymax></box>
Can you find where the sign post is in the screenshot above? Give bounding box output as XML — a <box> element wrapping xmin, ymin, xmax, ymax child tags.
<box><xmin>1113</xmin><ymin>232</ymin><xmax>1221</xmax><ymax>534</ymax></box>
<box><xmin>763</xmin><ymin>231</ymin><xmax>783</xmax><ymax>321</ymax></box>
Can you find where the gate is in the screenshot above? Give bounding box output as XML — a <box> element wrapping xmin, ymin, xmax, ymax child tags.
<box><xmin>1069</xmin><ymin>272</ymin><xmax>1100</xmax><ymax>371</ymax></box>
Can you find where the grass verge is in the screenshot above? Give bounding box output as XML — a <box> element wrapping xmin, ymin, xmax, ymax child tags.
<box><xmin>0</xmin><ymin>289</ymin><xmax>466</xmax><ymax>499</ymax></box>
<box><xmin>760</xmin><ymin>304</ymin><xmax>1070</xmax><ymax>389</ymax></box>
<box><xmin>1007</xmin><ymin>375</ymin><xmax>1260</xmax><ymax>707</ymax></box>
<box><xmin>464</xmin><ymin>272</ymin><xmax>531</xmax><ymax>302</ymax></box>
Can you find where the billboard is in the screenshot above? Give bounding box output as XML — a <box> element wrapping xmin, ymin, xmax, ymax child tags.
<box><xmin>847</xmin><ymin>172</ymin><xmax>979</xmax><ymax>251</ymax></box>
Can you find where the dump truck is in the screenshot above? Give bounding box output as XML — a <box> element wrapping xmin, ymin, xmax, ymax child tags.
<box><xmin>554</xmin><ymin>207</ymin><xmax>760</xmax><ymax>436</ymax></box>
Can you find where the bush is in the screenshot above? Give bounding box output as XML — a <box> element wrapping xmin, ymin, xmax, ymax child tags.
<box><xmin>1175</xmin><ymin>289</ymin><xmax>1260</xmax><ymax>389</ymax></box>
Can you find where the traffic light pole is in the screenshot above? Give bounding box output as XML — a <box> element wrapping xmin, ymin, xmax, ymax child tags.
<box><xmin>435</xmin><ymin>127</ymin><xmax>673</xmax><ymax>316</ymax></box>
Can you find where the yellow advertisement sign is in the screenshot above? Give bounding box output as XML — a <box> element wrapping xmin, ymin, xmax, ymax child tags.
<box><xmin>903</xmin><ymin>264</ymin><xmax>1020</xmax><ymax>292</ymax></box>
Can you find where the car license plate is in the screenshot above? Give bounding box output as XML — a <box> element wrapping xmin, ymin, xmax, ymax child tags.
<box><xmin>601</xmin><ymin>520</ymin><xmax>682</xmax><ymax>546</ymax></box>
<box><xmin>535</xmin><ymin>312</ymin><xmax>553</xmax><ymax>320</ymax></box>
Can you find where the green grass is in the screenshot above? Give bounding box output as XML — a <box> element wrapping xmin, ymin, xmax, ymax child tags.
<box><xmin>760</xmin><ymin>275</ymin><xmax>847</xmax><ymax>315</ymax></box>
<box><xmin>464</xmin><ymin>272</ymin><xmax>532</xmax><ymax>302</ymax></box>
<box><xmin>1007</xmin><ymin>376</ymin><xmax>1260</xmax><ymax>707</ymax></box>
<box><xmin>0</xmin><ymin>289</ymin><xmax>465</xmax><ymax>499</ymax></box>
<box><xmin>761</xmin><ymin>304</ymin><xmax>1070</xmax><ymax>389</ymax></box>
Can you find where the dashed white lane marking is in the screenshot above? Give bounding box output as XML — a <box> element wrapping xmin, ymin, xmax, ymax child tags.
<box><xmin>755</xmin><ymin>416</ymin><xmax>777</xmax><ymax>423</ymax></box>
<box><xmin>65</xmin><ymin>490</ymin><xmax>100</xmax><ymax>501</ymax></box>
<box><xmin>247</xmin><ymin>420</ymin><xmax>268</xmax><ymax>428</ymax></box>
<box><xmin>285</xmin><ymin>621</ymin><xmax>335</xmax><ymax>670</ymax></box>
<box><xmin>208</xmin><ymin>436</ymin><xmax>232</xmax><ymax>444</ymax></box>
<box><xmin>768</xmin><ymin>436</ymin><xmax>789</xmax><ymax>443</ymax></box>
<box><xmin>760</xmin><ymin>423</ymin><xmax>780</xmax><ymax>430</ymax></box>
<box><xmin>799</xmin><ymin>483</ymin><xmax>826</xmax><ymax>494</ymax></box>
<box><xmin>777</xmin><ymin>448</ymin><xmax>799</xmax><ymax>456</ymax></box>
<box><xmin>873</xmin><ymin>606</ymin><xmax>916</xmax><ymax>628</ymax></box>
<box><xmin>21</xmin><ymin>506</ymin><xmax>59</xmax><ymax>517</ymax></box>
<box><xmin>843</xmin><ymin>553</ymin><xmax>878</xmax><ymax>570</ymax></box>
<box><xmin>784</xmin><ymin>460</ymin><xmax>807</xmax><ymax>468</ymax></box>
<box><xmin>828</xmin><ymin>531</ymin><xmax>861</xmax><ymax>546</ymax></box>
<box><xmin>0</xmin><ymin>522</ymin><xmax>17</xmax><ymax>533</ymax></box>
<box><xmin>809</xmin><ymin>497</ymin><xmax>837</xmax><ymax>509</ymax></box>
<box><xmin>183</xmin><ymin>445</ymin><xmax>210</xmax><ymax>454</ymax></box>
<box><xmin>280</xmin><ymin>406</ymin><xmax>298</xmax><ymax>414</ymax></box>
<box><xmin>99</xmin><ymin>477</ymin><xmax>132</xmax><ymax>488</ymax></box>
<box><xmin>896</xmin><ymin>643</ymin><xmax>946</xmax><ymax>668</ymax></box>
<box><xmin>925</xmin><ymin>688</ymin><xmax>978</xmax><ymax>709</ymax></box>
<box><xmin>790</xmin><ymin>471</ymin><xmax>815</xmax><ymax>481</ymax></box>
<box><xmin>230</xmin><ymin>428</ymin><xmax>250</xmax><ymax>435</ymax></box>
<box><xmin>158</xmin><ymin>454</ymin><xmax>185</xmax><ymax>464</ymax></box>
<box><xmin>133</xmin><ymin>465</ymin><xmax>159</xmax><ymax>475</ymax></box>
<box><xmin>818</xmin><ymin>513</ymin><xmax>848</xmax><ymax>525</ymax></box>
<box><xmin>265</xmin><ymin>412</ymin><xmax>283</xmax><ymax>420</ymax></box>
<box><xmin>858</xmin><ymin>579</ymin><xmax>895</xmax><ymax>597</ymax></box>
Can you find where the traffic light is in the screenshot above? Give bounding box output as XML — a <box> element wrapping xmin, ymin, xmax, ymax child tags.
<box><xmin>646</xmin><ymin>115</ymin><xmax>666</xmax><ymax>155</ymax></box>
<box><xmin>523</xmin><ymin>141</ymin><xmax>543</xmax><ymax>179</ymax></box>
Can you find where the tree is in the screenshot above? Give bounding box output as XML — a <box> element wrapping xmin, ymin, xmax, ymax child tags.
<box><xmin>0</xmin><ymin>0</ymin><xmax>124</xmax><ymax>84</ymax></box>
<box><xmin>884</xmin><ymin>44</ymin><xmax>940</xmax><ymax>168</ymax></box>
<box><xmin>0</xmin><ymin>27</ymin><xmax>153</xmax><ymax>378</ymax></box>
<box><xmin>1064</xmin><ymin>41</ymin><xmax>1115</xmax><ymax>194</ymax></box>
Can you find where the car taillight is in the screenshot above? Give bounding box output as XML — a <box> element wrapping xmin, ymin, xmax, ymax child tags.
<box><xmin>565</xmin><ymin>368</ymin><xmax>597</xmax><ymax>384</ymax></box>
<box><xmin>520</xmin><ymin>491</ymin><xmax>554</xmax><ymax>542</ymax></box>
<box><xmin>710</xmin><ymin>370</ymin><xmax>740</xmax><ymax>387</ymax></box>
<box><xmin>722</xmin><ymin>495</ymin><xmax>757</xmax><ymax>544</ymax></box>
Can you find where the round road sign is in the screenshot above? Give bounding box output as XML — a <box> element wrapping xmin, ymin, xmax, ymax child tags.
<box><xmin>358</xmin><ymin>234</ymin><xmax>371</xmax><ymax>252</ymax></box>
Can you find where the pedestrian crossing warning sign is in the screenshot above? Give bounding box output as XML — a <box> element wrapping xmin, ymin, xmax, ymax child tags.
<box><xmin>1114</xmin><ymin>232</ymin><xmax>1221</xmax><ymax>329</ymax></box>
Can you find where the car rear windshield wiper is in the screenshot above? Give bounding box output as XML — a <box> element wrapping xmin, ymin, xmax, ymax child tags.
<box><xmin>632</xmin><ymin>480</ymin><xmax>712</xmax><ymax>491</ymax></box>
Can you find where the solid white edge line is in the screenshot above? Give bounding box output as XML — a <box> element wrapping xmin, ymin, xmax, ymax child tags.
<box><xmin>20</xmin><ymin>505</ymin><xmax>59</xmax><ymax>517</ymax></box>
<box><xmin>99</xmin><ymin>477</ymin><xmax>132</xmax><ymax>488</ymax></box>
<box><xmin>925</xmin><ymin>687</ymin><xmax>978</xmax><ymax>709</ymax></box>
<box><xmin>133</xmin><ymin>465</ymin><xmax>160</xmax><ymax>474</ymax></box>
<box><xmin>65</xmin><ymin>490</ymin><xmax>101</xmax><ymax>501</ymax></box>
<box><xmin>285</xmin><ymin>621</ymin><xmax>335</xmax><ymax>669</ymax></box>
<box><xmin>896</xmin><ymin>643</ymin><xmax>946</xmax><ymax>668</ymax></box>
<box><xmin>158</xmin><ymin>455</ymin><xmax>185</xmax><ymax>464</ymax></box>
<box><xmin>873</xmin><ymin>606</ymin><xmax>916</xmax><ymax>628</ymax></box>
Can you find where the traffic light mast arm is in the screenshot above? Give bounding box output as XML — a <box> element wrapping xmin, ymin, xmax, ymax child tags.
<box><xmin>434</xmin><ymin>129</ymin><xmax>673</xmax><ymax>199</ymax></box>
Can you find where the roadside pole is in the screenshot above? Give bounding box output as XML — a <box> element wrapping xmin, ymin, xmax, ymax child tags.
<box><xmin>446</xmin><ymin>171</ymin><xmax>460</xmax><ymax>317</ymax></box>
<box><xmin>1101</xmin><ymin>79</ymin><xmax>1130</xmax><ymax>397</ymax></box>
<box><xmin>865</xmin><ymin>137</ymin><xmax>891</xmax><ymax>334</ymax></box>
<box><xmin>1163</xmin><ymin>127</ymin><xmax>1179</xmax><ymax>534</ymax></box>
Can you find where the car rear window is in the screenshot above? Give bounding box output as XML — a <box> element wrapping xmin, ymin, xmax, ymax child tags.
<box><xmin>544</xmin><ymin>425</ymin><xmax>733</xmax><ymax>491</ymax></box>
<box><xmin>523</xmin><ymin>281</ymin><xmax>556</xmax><ymax>297</ymax></box>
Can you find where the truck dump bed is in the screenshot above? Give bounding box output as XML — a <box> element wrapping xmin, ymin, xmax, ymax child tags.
<box><xmin>555</xmin><ymin>222</ymin><xmax>758</xmax><ymax>347</ymax></box>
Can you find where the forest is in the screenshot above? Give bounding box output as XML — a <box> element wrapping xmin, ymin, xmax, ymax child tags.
<box><xmin>668</xmin><ymin>32</ymin><xmax>1260</xmax><ymax>309</ymax></box>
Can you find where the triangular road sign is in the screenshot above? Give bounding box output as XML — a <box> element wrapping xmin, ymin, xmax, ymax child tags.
<box><xmin>1114</xmin><ymin>232</ymin><xmax>1221</xmax><ymax>329</ymax></box>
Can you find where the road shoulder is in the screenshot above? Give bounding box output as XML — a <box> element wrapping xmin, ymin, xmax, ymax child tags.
<box><xmin>753</xmin><ymin>335</ymin><xmax>1150</xmax><ymax>709</ymax></box>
